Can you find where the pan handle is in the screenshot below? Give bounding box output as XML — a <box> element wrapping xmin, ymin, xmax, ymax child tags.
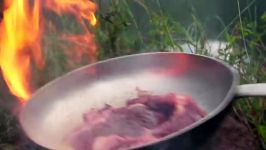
<box><xmin>236</xmin><ymin>83</ymin><xmax>266</xmax><ymax>97</ymax></box>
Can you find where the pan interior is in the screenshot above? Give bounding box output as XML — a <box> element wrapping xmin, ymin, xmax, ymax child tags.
<box><xmin>19</xmin><ymin>53</ymin><xmax>237</xmax><ymax>150</ymax></box>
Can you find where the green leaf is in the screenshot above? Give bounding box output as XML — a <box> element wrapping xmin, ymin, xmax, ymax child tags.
<box><xmin>258</xmin><ymin>125</ymin><xmax>266</xmax><ymax>142</ymax></box>
<box><xmin>261</xmin><ymin>12</ymin><xmax>266</xmax><ymax>22</ymax></box>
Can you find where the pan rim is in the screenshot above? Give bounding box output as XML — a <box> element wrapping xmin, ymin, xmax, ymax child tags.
<box><xmin>19</xmin><ymin>51</ymin><xmax>240</xmax><ymax>150</ymax></box>
<box><xmin>125</xmin><ymin>52</ymin><xmax>240</xmax><ymax>149</ymax></box>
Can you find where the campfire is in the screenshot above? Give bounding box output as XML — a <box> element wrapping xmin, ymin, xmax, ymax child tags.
<box><xmin>0</xmin><ymin>0</ymin><xmax>97</xmax><ymax>102</ymax></box>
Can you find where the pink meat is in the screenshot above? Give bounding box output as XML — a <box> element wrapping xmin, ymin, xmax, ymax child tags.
<box><xmin>68</xmin><ymin>92</ymin><xmax>206</xmax><ymax>150</ymax></box>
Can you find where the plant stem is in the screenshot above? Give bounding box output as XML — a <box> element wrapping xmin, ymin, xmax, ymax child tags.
<box><xmin>237</xmin><ymin>0</ymin><xmax>250</xmax><ymax>64</ymax></box>
<box><xmin>122</xmin><ymin>0</ymin><xmax>144</xmax><ymax>45</ymax></box>
<box><xmin>155</xmin><ymin>0</ymin><xmax>176</xmax><ymax>50</ymax></box>
<box><xmin>216</xmin><ymin>0</ymin><xmax>256</xmax><ymax>40</ymax></box>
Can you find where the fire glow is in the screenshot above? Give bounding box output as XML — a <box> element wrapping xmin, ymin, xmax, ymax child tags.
<box><xmin>0</xmin><ymin>0</ymin><xmax>97</xmax><ymax>102</ymax></box>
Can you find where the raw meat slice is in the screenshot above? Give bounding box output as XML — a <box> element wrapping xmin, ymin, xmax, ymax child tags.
<box><xmin>68</xmin><ymin>91</ymin><xmax>206</xmax><ymax>150</ymax></box>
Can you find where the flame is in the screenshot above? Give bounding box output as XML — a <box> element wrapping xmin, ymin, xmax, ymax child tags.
<box><xmin>0</xmin><ymin>0</ymin><xmax>97</xmax><ymax>102</ymax></box>
<box><xmin>62</xmin><ymin>33</ymin><xmax>97</xmax><ymax>66</ymax></box>
<box><xmin>0</xmin><ymin>0</ymin><xmax>43</xmax><ymax>102</ymax></box>
<box><xmin>45</xmin><ymin>0</ymin><xmax>98</xmax><ymax>66</ymax></box>
<box><xmin>44</xmin><ymin>0</ymin><xmax>97</xmax><ymax>26</ymax></box>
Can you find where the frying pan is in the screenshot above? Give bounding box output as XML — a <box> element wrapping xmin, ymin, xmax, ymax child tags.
<box><xmin>19</xmin><ymin>52</ymin><xmax>266</xmax><ymax>150</ymax></box>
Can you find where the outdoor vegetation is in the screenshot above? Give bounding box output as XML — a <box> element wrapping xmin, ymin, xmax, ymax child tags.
<box><xmin>0</xmin><ymin>0</ymin><xmax>266</xmax><ymax>149</ymax></box>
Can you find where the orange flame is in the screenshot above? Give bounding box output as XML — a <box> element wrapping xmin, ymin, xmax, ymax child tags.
<box><xmin>0</xmin><ymin>0</ymin><xmax>44</xmax><ymax>102</ymax></box>
<box><xmin>45</xmin><ymin>0</ymin><xmax>98</xmax><ymax>66</ymax></box>
<box><xmin>44</xmin><ymin>0</ymin><xmax>97</xmax><ymax>26</ymax></box>
<box><xmin>0</xmin><ymin>0</ymin><xmax>97</xmax><ymax>102</ymax></box>
<box><xmin>61</xmin><ymin>33</ymin><xmax>97</xmax><ymax>66</ymax></box>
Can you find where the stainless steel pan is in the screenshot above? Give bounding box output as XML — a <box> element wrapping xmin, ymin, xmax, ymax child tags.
<box><xmin>19</xmin><ymin>52</ymin><xmax>266</xmax><ymax>150</ymax></box>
